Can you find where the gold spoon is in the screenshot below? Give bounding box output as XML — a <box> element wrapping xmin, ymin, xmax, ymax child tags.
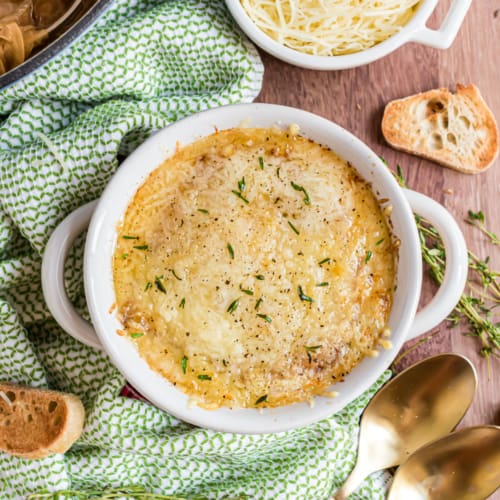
<box><xmin>333</xmin><ymin>353</ymin><xmax>477</xmax><ymax>500</ymax></box>
<box><xmin>388</xmin><ymin>425</ymin><xmax>500</xmax><ymax>500</ymax></box>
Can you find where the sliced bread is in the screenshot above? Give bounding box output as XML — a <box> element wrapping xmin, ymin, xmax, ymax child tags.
<box><xmin>381</xmin><ymin>84</ymin><xmax>499</xmax><ymax>174</ymax></box>
<box><xmin>0</xmin><ymin>382</ymin><xmax>85</xmax><ymax>459</ymax></box>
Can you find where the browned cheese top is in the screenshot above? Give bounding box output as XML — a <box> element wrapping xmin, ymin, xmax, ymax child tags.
<box><xmin>113</xmin><ymin>127</ymin><xmax>396</xmax><ymax>409</ymax></box>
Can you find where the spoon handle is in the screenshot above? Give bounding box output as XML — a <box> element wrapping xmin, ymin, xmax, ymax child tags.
<box><xmin>331</xmin><ymin>462</ymin><xmax>372</xmax><ymax>500</ymax></box>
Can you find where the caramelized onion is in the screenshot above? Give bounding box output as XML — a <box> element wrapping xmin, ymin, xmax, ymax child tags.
<box><xmin>0</xmin><ymin>0</ymin><xmax>78</xmax><ymax>75</ymax></box>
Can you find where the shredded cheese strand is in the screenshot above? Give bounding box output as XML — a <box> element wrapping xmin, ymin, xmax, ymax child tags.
<box><xmin>241</xmin><ymin>0</ymin><xmax>421</xmax><ymax>56</ymax></box>
<box><xmin>36</xmin><ymin>131</ymin><xmax>69</xmax><ymax>172</ymax></box>
<box><xmin>0</xmin><ymin>390</ymin><xmax>12</xmax><ymax>406</ymax></box>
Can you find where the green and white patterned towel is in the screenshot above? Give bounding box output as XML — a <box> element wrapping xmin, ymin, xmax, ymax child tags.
<box><xmin>0</xmin><ymin>1</ymin><xmax>391</xmax><ymax>498</ymax></box>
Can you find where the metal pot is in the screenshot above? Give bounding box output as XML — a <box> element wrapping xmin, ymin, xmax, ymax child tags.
<box><xmin>0</xmin><ymin>0</ymin><xmax>114</xmax><ymax>91</ymax></box>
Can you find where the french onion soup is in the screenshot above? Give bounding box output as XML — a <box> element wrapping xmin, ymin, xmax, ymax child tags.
<box><xmin>113</xmin><ymin>126</ymin><xmax>396</xmax><ymax>409</ymax></box>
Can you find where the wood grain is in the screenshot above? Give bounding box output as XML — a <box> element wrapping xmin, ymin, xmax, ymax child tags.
<box><xmin>257</xmin><ymin>1</ymin><xmax>499</xmax><ymax>494</ymax></box>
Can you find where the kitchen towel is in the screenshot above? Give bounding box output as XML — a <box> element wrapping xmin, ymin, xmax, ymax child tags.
<box><xmin>0</xmin><ymin>0</ymin><xmax>390</xmax><ymax>498</ymax></box>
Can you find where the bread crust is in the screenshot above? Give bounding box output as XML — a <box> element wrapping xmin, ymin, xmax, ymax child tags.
<box><xmin>0</xmin><ymin>382</ymin><xmax>85</xmax><ymax>459</ymax></box>
<box><xmin>382</xmin><ymin>84</ymin><xmax>499</xmax><ymax>174</ymax></box>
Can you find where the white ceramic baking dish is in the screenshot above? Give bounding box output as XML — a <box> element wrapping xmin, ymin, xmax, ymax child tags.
<box><xmin>224</xmin><ymin>0</ymin><xmax>472</xmax><ymax>70</ymax></box>
<box><xmin>42</xmin><ymin>104</ymin><xmax>468</xmax><ymax>434</ymax></box>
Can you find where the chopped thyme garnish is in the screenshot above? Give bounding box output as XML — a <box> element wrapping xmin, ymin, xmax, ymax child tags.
<box><xmin>181</xmin><ymin>356</ymin><xmax>187</xmax><ymax>374</ymax></box>
<box><xmin>376</xmin><ymin>238</ymin><xmax>385</xmax><ymax>246</ymax></box>
<box><xmin>255</xmin><ymin>297</ymin><xmax>263</xmax><ymax>310</ymax></box>
<box><xmin>154</xmin><ymin>276</ymin><xmax>167</xmax><ymax>293</ymax></box>
<box><xmin>130</xmin><ymin>332</ymin><xmax>144</xmax><ymax>339</ymax></box>
<box><xmin>232</xmin><ymin>190</ymin><xmax>249</xmax><ymax>204</ymax></box>
<box><xmin>227</xmin><ymin>298</ymin><xmax>240</xmax><ymax>314</ymax></box>
<box><xmin>197</xmin><ymin>208</ymin><xmax>209</xmax><ymax>214</ymax></box>
<box><xmin>170</xmin><ymin>269</ymin><xmax>182</xmax><ymax>281</ymax></box>
<box><xmin>133</xmin><ymin>245</ymin><xmax>148</xmax><ymax>250</ymax></box>
<box><xmin>197</xmin><ymin>374</ymin><xmax>212</xmax><ymax>380</ymax></box>
<box><xmin>291</xmin><ymin>181</ymin><xmax>311</xmax><ymax>205</ymax></box>
<box><xmin>298</xmin><ymin>285</ymin><xmax>313</xmax><ymax>302</ymax></box>
<box><xmin>305</xmin><ymin>345</ymin><xmax>322</xmax><ymax>351</ymax></box>
<box><xmin>318</xmin><ymin>257</ymin><xmax>331</xmax><ymax>266</ymax></box>
<box><xmin>256</xmin><ymin>313</ymin><xmax>272</xmax><ymax>323</ymax></box>
<box><xmin>365</xmin><ymin>251</ymin><xmax>373</xmax><ymax>263</ymax></box>
<box><xmin>144</xmin><ymin>281</ymin><xmax>152</xmax><ymax>291</ymax></box>
<box><xmin>179</xmin><ymin>297</ymin><xmax>186</xmax><ymax>309</ymax></box>
<box><xmin>232</xmin><ymin>176</ymin><xmax>249</xmax><ymax>204</ymax></box>
<box><xmin>305</xmin><ymin>345</ymin><xmax>322</xmax><ymax>363</ymax></box>
<box><xmin>227</xmin><ymin>243</ymin><xmax>235</xmax><ymax>259</ymax></box>
<box><xmin>121</xmin><ymin>253</ymin><xmax>128</xmax><ymax>259</ymax></box>
<box><xmin>122</xmin><ymin>235</ymin><xmax>139</xmax><ymax>240</ymax></box>
<box><xmin>255</xmin><ymin>274</ymin><xmax>265</xmax><ymax>280</ymax></box>
<box><xmin>276</xmin><ymin>167</ymin><xmax>281</xmax><ymax>178</ymax></box>
<box><xmin>255</xmin><ymin>394</ymin><xmax>268</xmax><ymax>404</ymax></box>
<box><xmin>288</xmin><ymin>220</ymin><xmax>300</xmax><ymax>235</ymax></box>
<box><xmin>258</xmin><ymin>156</ymin><xmax>265</xmax><ymax>170</ymax></box>
<box><xmin>316</xmin><ymin>282</ymin><xmax>329</xmax><ymax>287</ymax></box>
<box><xmin>239</xmin><ymin>285</ymin><xmax>254</xmax><ymax>295</ymax></box>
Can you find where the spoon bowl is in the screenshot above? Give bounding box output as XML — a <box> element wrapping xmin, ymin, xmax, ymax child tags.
<box><xmin>388</xmin><ymin>425</ymin><xmax>500</xmax><ymax>500</ymax></box>
<box><xmin>333</xmin><ymin>353</ymin><xmax>477</xmax><ymax>499</ymax></box>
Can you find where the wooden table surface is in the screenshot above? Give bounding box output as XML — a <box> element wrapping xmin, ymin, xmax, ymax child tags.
<box><xmin>257</xmin><ymin>0</ymin><xmax>499</xmax><ymax>489</ymax></box>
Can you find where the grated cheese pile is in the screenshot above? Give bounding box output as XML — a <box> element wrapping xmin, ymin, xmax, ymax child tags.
<box><xmin>241</xmin><ymin>0</ymin><xmax>421</xmax><ymax>56</ymax></box>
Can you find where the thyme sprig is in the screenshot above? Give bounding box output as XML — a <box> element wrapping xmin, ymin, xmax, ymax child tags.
<box><xmin>27</xmin><ymin>485</ymin><xmax>221</xmax><ymax>499</ymax></box>
<box><xmin>466</xmin><ymin>210</ymin><xmax>500</xmax><ymax>245</ymax></box>
<box><xmin>395</xmin><ymin>165</ymin><xmax>500</xmax><ymax>369</ymax></box>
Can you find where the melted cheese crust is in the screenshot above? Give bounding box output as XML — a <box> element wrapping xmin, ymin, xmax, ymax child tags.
<box><xmin>113</xmin><ymin>128</ymin><xmax>396</xmax><ymax>409</ymax></box>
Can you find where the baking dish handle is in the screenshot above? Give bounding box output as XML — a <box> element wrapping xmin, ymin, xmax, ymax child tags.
<box><xmin>42</xmin><ymin>200</ymin><xmax>102</xmax><ymax>350</ymax></box>
<box><xmin>43</xmin><ymin>192</ymin><xmax>468</xmax><ymax>347</ymax></box>
<box><xmin>403</xmin><ymin>189</ymin><xmax>468</xmax><ymax>340</ymax></box>
<box><xmin>409</xmin><ymin>0</ymin><xmax>472</xmax><ymax>49</ymax></box>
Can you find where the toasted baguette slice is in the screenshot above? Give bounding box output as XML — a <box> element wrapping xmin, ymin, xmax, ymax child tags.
<box><xmin>382</xmin><ymin>84</ymin><xmax>499</xmax><ymax>173</ymax></box>
<box><xmin>0</xmin><ymin>382</ymin><xmax>85</xmax><ymax>459</ymax></box>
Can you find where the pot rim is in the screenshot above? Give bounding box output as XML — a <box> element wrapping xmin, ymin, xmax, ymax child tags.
<box><xmin>0</xmin><ymin>0</ymin><xmax>114</xmax><ymax>91</ymax></box>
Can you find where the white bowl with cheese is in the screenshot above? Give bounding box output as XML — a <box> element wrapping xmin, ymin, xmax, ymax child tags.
<box><xmin>225</xmin><ymin>0</ymin><xmax>471</xmax><ymax>70</ymax></box>
<box><xmin>42</xmin><ymin>104</ymin><xmax>468</xmax><ymax>434</ymax></box>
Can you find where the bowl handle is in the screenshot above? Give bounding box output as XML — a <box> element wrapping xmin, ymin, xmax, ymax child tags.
<box><xmin>42</xmin><ymin>192</ymin><xmax>467</xmax><ymax>347</ymax></box>
<box><xmin>403</xmin><ymin>189</ymin><xmax>468</xmax><ymax>340</ymax></box>
<box><xmin>408</xmin><ymin>0</ymin><xmax>472</xmax><ymax>49</ymax></box>
<box><xmin>41</xmin><ymin>200</ymin><xmax>103</xmax><ymax>350</ymax></box>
